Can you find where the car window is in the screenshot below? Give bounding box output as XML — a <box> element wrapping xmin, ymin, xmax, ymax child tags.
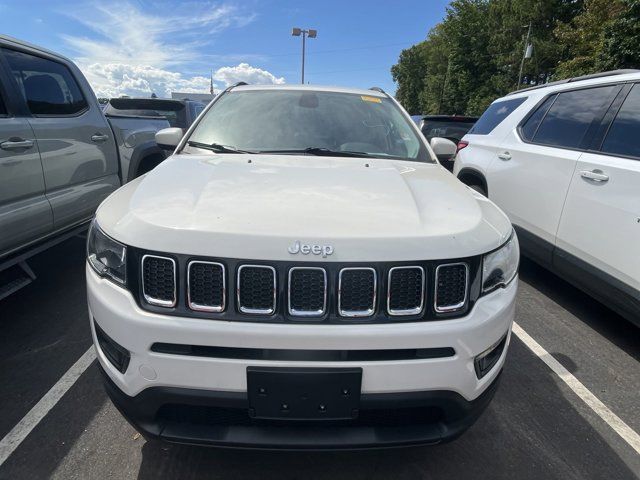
<box><xmin>468</xmin><ymin>97</ymin><xmax>526</xmax><ymax>135</ymax></box>
<box><xmin>189</xmin><ymin>90</ymin><xmax>431</xmax><ymax>162</ymax></box>
<box><xmin>0</xmin><ymin>94</ymin><xmax>6</xmax><ymax>116</ymax></box>
<box><xmin>3</xmin><ymin>49</ymin><xmax>88</xmax><ymax>116</ymax></box>
<box><xmin>520</xmin><ymin>95</ymin><xmax>556</xmax><ymax>141</ymax></box>
<box><xmin>532</xmin><ymin>86</ymin><xmax>618</xmax><ymax>149</ymax></box>
<box><xmin>600</xmin><ymin>84</ymin><xmax>640</xmax><ymax>158</ymax></box>
<box><xmin>421</xmin><ymin>120</ymin><xmax>475</xmax><ymax>142</ymax></box>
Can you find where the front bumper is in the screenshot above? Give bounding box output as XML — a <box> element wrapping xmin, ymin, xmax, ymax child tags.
<box><xmin>88</xmin><ymin>265</ymin><xmax>516</xmax><ymax>448</ymax></box>
<box><xmin>100</xmin><ymin>362</ymin><xmax>502</xmax><ymax>449</ymax></box>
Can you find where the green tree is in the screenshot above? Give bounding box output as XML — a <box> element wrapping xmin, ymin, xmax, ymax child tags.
<box><xmin>390</xmin><ymin>0</ymin><xmax>635</xmax><ymax>116</ymax></box>
<box><xmin>391</xmin><ymin>42</ymin><xmax>428</xmax><ymax>114</ymax></box>
<box><xmin>554</xmin><ymin>0</ymin><xmax>623</xmax><ymax>78</ymax></box>
<box><xmin>599</xmin><ymin>0</ymin><xmax>640</xmax><ymax>70</ymax></box>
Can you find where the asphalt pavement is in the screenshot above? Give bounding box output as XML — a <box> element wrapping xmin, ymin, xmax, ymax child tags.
<box><xmin>0</xmin><ymin>236</ymin><xmax>638</xmax><ymax>479</ymax></box>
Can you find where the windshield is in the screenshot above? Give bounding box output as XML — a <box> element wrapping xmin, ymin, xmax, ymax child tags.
<box><xmin>186</xmin><ymin>90</ymin><xmax>431</xmax><ymax>162</ymax></box>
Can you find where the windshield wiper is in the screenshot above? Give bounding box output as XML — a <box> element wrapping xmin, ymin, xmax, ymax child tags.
<box><xmin>258</xmin><ymin>147</ymin><xmax>374</xmax><ymax>158</ymax></box>
<box><xmin>187</xmin><ymin>141</ymin><xmax>255</xmax><ymax>154</ymax></box>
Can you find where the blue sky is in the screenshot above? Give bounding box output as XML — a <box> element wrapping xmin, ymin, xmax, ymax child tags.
<box><xmin>0</xmin><ymin>0</ymin><xmax>449</xmax><ymax>97</ymax></box>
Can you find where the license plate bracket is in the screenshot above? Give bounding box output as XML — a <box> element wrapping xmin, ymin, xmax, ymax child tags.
<box><xmin>247</xmin><ymin>367</ymin><xmax>362</xmax><ymax>421</ymax></box>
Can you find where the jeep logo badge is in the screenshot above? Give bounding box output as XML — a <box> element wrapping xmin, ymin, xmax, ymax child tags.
<box><xmin>288</xmin><ymin>240</ymin><xmax>334</xmax><ymax>258</ymax></box>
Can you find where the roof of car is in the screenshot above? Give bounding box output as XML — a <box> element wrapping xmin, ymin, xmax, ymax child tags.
<box><xmin>232</xmin><ymin>84</ymin><xmax>388</xmax><ymax>98</ymax></box>
<box><xmin>0</xmin><ymin>34</ymin><xmax>73</xmax><ymax>64</ymax></box>
<box><xmin>504</xmin><ymin>69</ymin><xmax>640</xmax><ymax>100</ymax></box>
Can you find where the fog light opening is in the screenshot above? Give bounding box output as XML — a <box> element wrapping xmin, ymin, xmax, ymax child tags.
<box><xmin>94</xmin><ymin>320</ymin><xmax>131</xmax><ymax>374</ymax></box>
<box><xmin>474</xmin><ymin>334</ymin><xmax>508</xmax><ymax>379</ymax></box>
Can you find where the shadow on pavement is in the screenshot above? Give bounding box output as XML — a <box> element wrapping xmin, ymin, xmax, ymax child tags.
<box><xmin>518</xmin><ymin>257</ymin><xmax>640</xmax><ymax>361</ymax></box>
<box><xmin>134</xmin><ymin>341</ymin><xmax>638</xmax><ymax>480</ymax></box>
<box><xmin>0</xmin><ymin>363</ymin><xmax>107</xmax><ymax>480</ymax></box>
<box><xmin>0</xmin><ymin>236</ymin><xmax>92</xmax><ymax>439</ymax></box>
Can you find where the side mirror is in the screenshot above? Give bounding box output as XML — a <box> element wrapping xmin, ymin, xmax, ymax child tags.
<box><xmin>155</xmin><ymin>127</ymin><xmax>183</xmax><ymax>151</ymax></box>
<box><xmin>429</xmin><ymin>137</ymin><xmax>457</xmax><ymax>162</ymax></box>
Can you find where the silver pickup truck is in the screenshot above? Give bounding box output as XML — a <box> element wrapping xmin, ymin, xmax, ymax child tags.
<box><xmin>0</xmin><ymin>35</ymin><xmax>188</xmax><ymax>297</ymax></box>
<box><xmin>104</xmin><ymin>97</ymin><xmax>206</xmax><ymax>179</ymax></box>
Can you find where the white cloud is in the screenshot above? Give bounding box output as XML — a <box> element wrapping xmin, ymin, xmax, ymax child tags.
<box><xmin>62</xmin><ymin>1</ymin><xmax>253</xmax><ymax>67</ymax></box>
<box><xmin>83</xmin><ymin>63</ymin><xmax>215</xmax><ymax>98</ymax></box>
<box><xmin>60</xmin><ymin>1</ymin><xmax>284</xmax><ymax>98</ymax></box>
<box><xmin>213</xmin><ymin>63</ymin><xmax>285</xmax><ymax>87</ymax></box>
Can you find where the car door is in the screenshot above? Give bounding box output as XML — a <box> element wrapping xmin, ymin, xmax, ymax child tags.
<box><xmin>556</xmin><ymin>82</ymin><xmax>640</xmax><ymax>297</ymax></box>
<box><xmin>487</xmin><ymin>84</ymin><xmax>621</xmax><ymax>263</ymax></box>
<box><xmin>3</xmin><ymin>47</ymin><xmax>119</xmax><ymax>230</ymax></box>
<box><xmin>0</xmin><ymin>64</ymin><xmax>52</xmax><ymax>258</ymax></box>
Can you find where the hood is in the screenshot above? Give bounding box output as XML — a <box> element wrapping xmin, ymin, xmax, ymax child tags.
<box><xmin>97</xmin><ymin>154</ymin><xmax>512</xmax><ymax>261</ymax></box>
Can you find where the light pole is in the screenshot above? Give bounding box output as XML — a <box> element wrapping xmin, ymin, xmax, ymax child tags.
<box><xmin>517</xmin><ymin>23</ymin><xmax>533</xmax><ymax>89</ymax></box>
<box><xmin>291</xmin><ymin>27</ymin><xmax>317</xmax><ymax>84</ymax></box>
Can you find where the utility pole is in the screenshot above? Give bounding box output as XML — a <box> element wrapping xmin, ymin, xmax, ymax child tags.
<box><xmin>291</xmin><ymin>28</ymin><xmax>317</xmax><ymax>84</ymax></box>
<box><xmin>438</xmin><ymin>56</ymin><xmax>452</xmax><ymax>115</ymax></box>
<box><xmin>517</xmin><ymin>23</ymin><xmax>533</xmax><ymax>90</ymax></box>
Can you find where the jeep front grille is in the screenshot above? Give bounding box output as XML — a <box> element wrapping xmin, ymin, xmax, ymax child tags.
<box><xmin>387</xmin><ymin>266</ymin><xmax>425</xmax><ymax>316</ymax></box>
<box><xmin>338</xmin><ymin>268</ymin><xmax>377</xmax><ymax>317</ymax></box>
<box><xmin>288</xmin><ymin>267</ymin><xmax>327</xmax><ymax>316</ymax></box>
<box><xmin>434</xmin><ymin>263</ymin><xmax>468</xmax><ymax>312</ymax></box>
<box><xmin>237</xmin><ymin>265</ymin><xmax>276</xmax><ymax>314</ymax></box>
<box><xmin>134</xmin><ymin>250</ymin><xmax>477</xmax><ymax>322</ymax></box>
<box><xmin>141</xmin><ymin>255</ymin><xmax>176</xmax><ymax>307</ymax></box>
<box><xmin>188</xmin><ymin>261</ymin><xmax>225</xmax><ymax>312</ymax></box>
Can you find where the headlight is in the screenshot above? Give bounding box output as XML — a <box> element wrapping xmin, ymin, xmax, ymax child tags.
<box><xmin>482</xmin><ymin>232</ymin><xmax>519</xmax><ymax>293</ymax></box>
<box><xmin>87</xmin><ymin>219</ymin><xmax>127</xmax><ymax>285</ymax></box>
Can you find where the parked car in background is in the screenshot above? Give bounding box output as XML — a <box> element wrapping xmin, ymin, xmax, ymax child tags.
<box><xmin>0</xmin><ymin>35</ymin><xmax>176</xmax><ymax>298</ymax></box>
<box><xmin>104</xmin><ymin>97</ymin><xmax>206</xmax><ymax>130</ymax></box>
<box><xmin>418</xmin><ymin>115</ymin><xmax>478</xmax><ymax>171</ymax></box>
<box><xmin>88</xmin><ymin>83</ymin><xmax>518</xmax><ymax>449</ymax></box>
<box><xmin>454</xmin><ymin>70</ymin><xmax>640</xmax><ymax>326</ymax></box>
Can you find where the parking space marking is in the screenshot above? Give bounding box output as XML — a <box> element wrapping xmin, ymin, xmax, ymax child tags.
<box><xmin>0</xmin><ymin>346</ymin><xmax>95</xmax><ymax>467</ymax></box>
<box><xmin>513</xmin><ymin>322</ymin><xmax>640</xmax><ymax>455</ymax></box>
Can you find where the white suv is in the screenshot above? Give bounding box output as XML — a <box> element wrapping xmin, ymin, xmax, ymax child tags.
<box><xmin>454</xmin><ymin>70</ymin><xmax>639</xmax><ymax>326</ymax></box>
<box><xmin>87</xmin><ymin>84</ymin><xmax>518</xmax><ymax>449</ymax></box>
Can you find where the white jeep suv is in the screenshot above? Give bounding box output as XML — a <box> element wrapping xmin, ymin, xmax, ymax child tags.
<box><xmin>454</xmin><ymin>70</ymin><xmax>639</xmax><ymax>326</ymax></box>
<box><xmin>87</xmin><ymin>84</ymin><xmax>518</xmax><ymax>449</ymax></box>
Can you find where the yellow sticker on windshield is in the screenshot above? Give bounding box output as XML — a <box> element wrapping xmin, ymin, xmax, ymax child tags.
<box><xmin>361</xmin><ymin>95</ymin><xmax>382</xmax><ymax>103</ymax></box>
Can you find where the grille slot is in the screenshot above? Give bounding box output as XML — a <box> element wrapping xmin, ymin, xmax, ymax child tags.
<box><xmin>187</xmin><ymin>261</ymin><xmax>225</xmax><ymax>312</ymax></box>
<box><xmin>237</xmin><ymin>265</ymin><xmax>276</xmax><ymax>314</ymax></box>
<box><xmin>387</xmin><ymin>266</ymin><xmax>425</xmax><ymax>316</ymax></box>
<box><xmin>434</xmin><ymin>263</ymin><xmax>468</xmax><ymax>312</ymax></box>
<box><xmin>141</xmin><ymin>255</ymin><xmax>176</xmax><ymax>307</ymax></box>
<box><xmin>288</xmin><ymin>267</ymin><xmax>327</xmax><ymax>317</ymax></box>
<box><xmin>338</xmin><ymin>268</ymin><xmax>376</xmax><ymax>317</ymax></box>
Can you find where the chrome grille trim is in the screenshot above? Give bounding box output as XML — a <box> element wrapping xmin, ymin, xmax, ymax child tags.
<box><xmin>288</xmin><ymin>267</ymin><xmax>327</xmax><ymax>317</ymax></box>
<box><xmin>387</xmin><ymin>266</ymin><xmax>425</xmax><ymax>316</ymax></box>
<box><xmin>187</xmin><ymin>261</ymin><xmax>226</xmax><ymax>313</ymax></box>
<box><xmin>237</xmin><ymin>265</ymin><xmax>277</xmax><ymax>315</ymax></box>
<box><xmin>338</xmin><ymin>267</ymin><xmax>377</xmax><ymax>318</ymax></box>
<box><xmin>141</xmin><ymin>254</ymin><xmax>177</xmax><ymax>308</ymax></box>
<box><xmin>434</xmin><ymin>262</ymin><xmax>469</xmax><ymax>313</ymax></box>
